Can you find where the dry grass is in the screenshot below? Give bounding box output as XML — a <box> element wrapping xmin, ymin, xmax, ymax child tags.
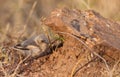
<box><xmin>0</xmin><ymin>0</ymin><xmax>119</xmax><ymax>42</ymax></box>
<box><xmin>0</xmin><ymin>54</ymin><xmax>30</xmax><ymax>77</ymax></box>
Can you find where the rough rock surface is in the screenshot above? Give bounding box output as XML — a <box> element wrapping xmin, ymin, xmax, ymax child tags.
<box><xmin>44</xmin><ymin>8</ymin><xmax>120</xmax><ymax>50</ymax></box>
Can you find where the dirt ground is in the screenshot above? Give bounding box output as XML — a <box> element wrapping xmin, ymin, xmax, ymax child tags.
<box><xmin>21</xmin><ymin>37</ymin><xmax>120</xmax><ymax>77</ymax></box>
<box><xmin>23</xmin><ymin>39</ymin><xmax>120</xmax><ymax>77</ymax></box>
<box><xmin>0</xmin><ymin>34</ymin><xmax>120</xmax><ymax>77</ymax></box>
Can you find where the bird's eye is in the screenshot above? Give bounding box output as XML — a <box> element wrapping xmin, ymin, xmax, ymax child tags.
<box><xmin>41</xmin><ymin>40</ymin><xmax>45</xmax><ymax>43</ymax></box>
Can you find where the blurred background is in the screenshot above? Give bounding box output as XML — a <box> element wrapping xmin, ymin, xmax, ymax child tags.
<box><xmin>0</xmin><ymin>0</ymin><xmax>120</xmax><ymax>43</ymax></box>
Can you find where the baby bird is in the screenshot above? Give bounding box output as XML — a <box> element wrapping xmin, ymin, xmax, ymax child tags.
<box><xmin>14</xmin><ymin>33</ymin><xmax>63</xmax><ymax>58</ymax></box>
<box><xmin>14</xmin><ymin>34</ymin><xmax>51</xmax><ymax>58</ymax></box>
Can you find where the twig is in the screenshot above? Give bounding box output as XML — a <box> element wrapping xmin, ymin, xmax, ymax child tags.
<box><xmin>17</xmin><ymin>1</ymin><xmax>37</xmax><ymax>41</ymax></box>
<box><xmin>71</xmin><ymin>56</ymin><xmax>97</xmax><ymax>77</ymax></box>
<box><xmin>0</xmin><ymin>62</ymin><xmax>8</xmax><ymax>77</ymax></box>
<box><xmin>80</xmin><ymin>0</ymin><xmax>90</xmax><ymax>9</ymax></box>
<box><xmin>11</xmin><ymin>54</ymin><xmax>30</xmax><ymax>77</ymax></box>
<box><xmin>1</xmin><ymin>23</ymin><xmax>10</xmax><ymax>42</ymax></box>
<box><xmin>26</xmin><ymin>1</ymin><xmax>37</xmax><ymax>25</ymax></box>
<box><xmin>110</xmin><ymin>58</ymin><xmax>120</xmax><ymax>77</ymax></box>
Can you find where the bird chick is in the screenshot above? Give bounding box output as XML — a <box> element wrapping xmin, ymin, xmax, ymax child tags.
<box><xmin>14</xmin><ymin>33</ymin><xmax>63</xmax><ymax>58</ymax></box>
<box><xmin>14</xmin><ymin>34</ymin><xmax>51</xmax><ymax>58</ymax></box>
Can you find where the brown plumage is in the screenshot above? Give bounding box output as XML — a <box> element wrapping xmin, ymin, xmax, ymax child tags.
<box><xmin>14</xmin><ymin>34</ymin><xmax>63</xmax><ymax>58</ymax></box>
